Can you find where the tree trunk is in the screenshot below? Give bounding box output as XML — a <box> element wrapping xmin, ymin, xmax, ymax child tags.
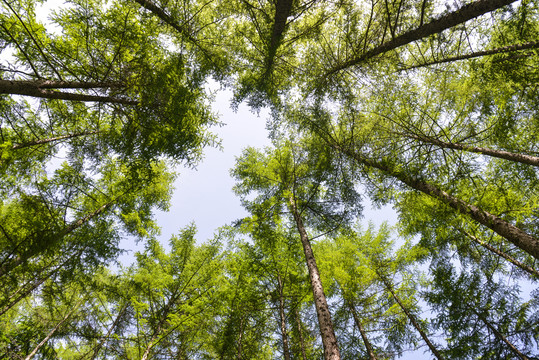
<box><xmin>333</xmin><ymin>143</ymin><xmax>539</xmax><ymax>260</ymax></box>
<box><xmin>401</xmin><ymin>40</ymin><xmax>539</xmax><ymax>70</ymax></box>
<box><xmin>325</xmin><ymin>0</ymin><xmax>518</xmax><ymax>76</ymax></box>
<box><xmin>295</xmin><ymin>307</ymin><xmax>308</xmax><ymax>360</ymax></box>
<box><xmin>400</xmin><ymin>132</ymin><xmax>539</xmax><ymax>167</ymax></box>
<box><xmin>288</xmin><ymin>196</ymin><xmax>341</xmax><ymax>360</ymax></box>
<box><xmin>347</xmin><ymin>299</ymin><xmax>378</xmax><ymax>360</ymax></box>
<box><xmin>474</xmin><ymin>311</ymin><xmax>530</xmax><ymax>360</ymax></box>
<box><xmin>0</xmin><ymin>79</ymin><xmax>137</xmax><ymax>104</ymax></box>
<box><xmin>457</xmin><ymin>228</ymin><xmax>539</xmax><ymax>279</ymax></box>
<box><xmin>24</xmin><ymin>298</ymin><xmax>83</xmax><ymax>360</ymax></box>
<box><xmin>277</xmin><ymin>273</ymin><xmax>292</xmax><ymax>360</ymax></box>
<box><xmin>379</xmin><ymin>276</ymin><xmax>445</xmax><ymax>360</ymax></box>
<box><xmin>11</xmin><ymin>130</ymin><xmax>100</xmax><ymax>150</ymax></box>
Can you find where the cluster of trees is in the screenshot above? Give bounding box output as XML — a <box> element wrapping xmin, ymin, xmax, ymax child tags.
<box><xmin>1</xmin><ymin>0</ymin><xmax>538</xmax><ymax>358</ymax></box>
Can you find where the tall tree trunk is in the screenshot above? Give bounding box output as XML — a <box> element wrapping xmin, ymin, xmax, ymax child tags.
<box><xmin>457</xmin><ymin>228</ymin><xmax>539</xmax><ymax>279</ymax></box>
<box><xmin>330</xmin><ymin>141</ymin><xmax>539</xmax><ymax>259</ymax></box>
<box><xmin>399</xmin><ymin>132</ymin><xmax>539</xmax><ymax>167</ymax></box>
<box><xmin>379</xmin><ymin>276</ymin><xmax>445</xmax><ymax>360</ymax></box>
<box><xmin>473</xmin><ymin>310</ymin><xmax>530</xmax><ymax>360</ymax></box>
<box><xmin>0</xmin><ymin>200</ymin><xmax>115</xmax><ymax>279</ymax></box>
<box><xmin>294</xmin><ymin>307</ymin><xmax>309</xmax><ymax>360</ymax></box>
<box><xmin>24</xmin><ymin>298</ymin><xmax>83</xmax><ymax>360</ymax></box>
<box><xmin>346</xmin><ymin>298</ymin><xmax>378</xmax><ymax>360</ymax></box>
<box><xmin>401</xmin><ymin>40</ymin><xmax>539</xmax><ymax>70</ymax></box>
<box><xmin>288</xmin><ymin>196</ymin><xmax>341</xmax><ymax>360</ymax></box>
<box><xmin>0</xmin><ymin>79</ymin><xmax>137</xmax><ymax>104</ymax></box>
<box><xmin>277</xmin><ymin>273</ymin><xmax>292</xmax><ymax>360</ymax></box>
<box><xmin>325</xmin><ymin>0</ymin><xmax>518</xmax><ymax>76</ymax></box>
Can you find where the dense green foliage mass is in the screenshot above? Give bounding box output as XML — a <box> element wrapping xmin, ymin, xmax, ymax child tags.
<box><xmin>1</xmin><ymin>0</ymin><xmax>538</xmax><ymax>358</ymax></box>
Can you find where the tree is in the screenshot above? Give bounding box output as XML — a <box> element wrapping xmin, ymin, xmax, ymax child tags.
<box><xmin>232</xmin><ymin>137</ymin><xmax>361</xmax><ymax>360</ymax></box>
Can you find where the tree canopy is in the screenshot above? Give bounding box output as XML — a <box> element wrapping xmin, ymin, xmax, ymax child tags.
<box><xmin>1</xmin><ymin>0</ymin><xmax>538</xmax><ymax>358</ymax></box>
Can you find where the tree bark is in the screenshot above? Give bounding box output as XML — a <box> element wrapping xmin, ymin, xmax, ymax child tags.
<box><xmin>277</xmin><ymin>273</ymin><xmax>292</xmax><ymax>360</ymax></box>
<box><xmin>11</xmin><ymin>130</ymin><xmax>100</xmax><ymax>150</ymax></box>
<box><xmin>294</xmin><ymin>307</ymin><xmax>308</xmax><ymax>360</ymax></box>
<box><xmin>0</xmin><ymin>79</ymin><xmax>137</xmax><ymax>104</ymax></box>
<box><xmin>325</xmin><ymin>0</ymin><xmax>518</xmax><ymax>76</ymax></box>
<box><xmin>331</xmin><ymin>142</ymin><xmax>539</xmax><ymax>260</ymax></box>
<box><xmin>24</xmin><ymin>298</ymin><xmax>83</xmax><ymax>360</ymax></box>
<box><xmin>347</xmin><ymin>299</ymin><xmax>378</xmax><ymax>360</ymax></box>
<box><xmin>288</xmin><ymin>195</ymin><xmax>341</xmax><ymax>360</ymax></box>
<box><xmin>474</xmin><ymin>310</ymin><xmax>530</xmax><ymax>360</ymax></box>
<box><xmin>379</xmin><ymin>276</ymin><xmax>445</xmax><ymax>360</ymax></box>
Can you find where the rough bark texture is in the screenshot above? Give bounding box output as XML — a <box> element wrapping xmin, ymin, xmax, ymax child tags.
<box><xmin>0</xmin><ymin>79</ymin><xmax>137</xmax><ymax>104</ymax></box>
<box><xmin>402</xmin><ymin>133</ymin><xmax>539</xmax><ymax>167</ymax></box>
<box><xmin>380</xmin><ymin>276</ymin><xmax>445</xmax><ymax>360</ymax></box>
<box><xmin>265</xmin><ymin>0</ymin><xmax>294</xmax><ymax>73</ymax></box>
<box><xmin>334</xmin><ymin>144</ymin><xmax>539</xmax><ymax>260</ymax></box>
<box><xmin>288</xmin><ymin>196</ymin><xmax>341</xmax><ymax>360</ymax></box>
<box><xmin>326</xmin><ymin>0</ymin><xmax>518</xmax><ymax>76</ymax></box>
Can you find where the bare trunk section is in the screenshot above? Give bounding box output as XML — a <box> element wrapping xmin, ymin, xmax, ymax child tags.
<box><xmin>400</xmin><ymin>133</ymin><xmax>539</xmax><ymax>167</ymax></box>
<box><xmin>0</xmin><ymin>79</ymin><xmax>137</xmax><ymax>104</ymax></box>
<box><xmin>333</xmin><ymin>143</ymin><xmax>539</xmax><ymax>259</ymax></box>
<box><xmin>458</xmin><ymin>228</ymin><xmax>539</xmax><ymax>279</ymax></box>
<box><xmin>277</xmin><ymin>273</ymin><xmax>292</xmax><ymax>360</ymax></box>
<box><xmin>87</xmin><ymin>304</ymin><xmax>128</xmax><ymax>360</ymax></box>
<box><xmin>379</xmin><ymin>276</ymin><xmax>445</xmax><ymax>360</ymax></box>
<box><xmin>326</xmin><ymin>0</ymin><xmax>518</xmax><ymax>76</ymax></box>
<box><xmin>288</xmin><ymin>196</ymin><xmax>341</xmax><ymax>360</ymax></box>
<box><xmin>347</xmin><ymin>299</ymin><xmax>378</xmax><ymax>360</ymax></box>
<box><xmin>265</xmin><ymin>0</ymin><xmax>294</xmax><ymax>74</ymax></box>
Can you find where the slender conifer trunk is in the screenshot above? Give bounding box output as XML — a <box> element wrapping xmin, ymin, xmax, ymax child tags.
<box><xmin>288</xmin><ymin>196</ymin><xmax>341</xmax><ymax>360</ymax></box>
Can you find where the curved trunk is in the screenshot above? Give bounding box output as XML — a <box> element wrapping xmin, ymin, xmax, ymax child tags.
<box><xmin>288</xmin><ymin>196</ymin><xmax>341</xmax><ymax>360</ymax></box>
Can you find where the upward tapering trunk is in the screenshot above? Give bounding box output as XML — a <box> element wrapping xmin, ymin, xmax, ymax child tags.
<box><xmin>325</xmin><ymin>0</ymin><xmax>518</xmax><ymax>76</ymax></box>
<box><xmin>331</xmin><ymin>142</ymin><xmax>539</xmax><ymax>260</ymax></box>
<box><xmin>473</xmin><ymin>310</ymin><xmax>530</xmax><ymax>360</ymax></box>
<box><xmin>400</xmin><ymin>133</ymin><xmax>539</xmax><ymax>167</ymax></box>
<box><xmin>0</xmin><ymin>79</ymin><xmax>136</xmax><ymax>104</ymax></box>
<box><xmin>379</xmin><ymin>276</ymin><xmax>445</xmax><ymax>360</ymax></box>
<box><xmin>288</xmin><ymin>196</ymin><xmax>341</xmax><ymax>360</ymax></box>
<box><xmin>346</xmin><ymin>299</ymin><xmax>378</xmax><ymax>360</ymax></box>
<box><xmin>277</xmin><ymin>273</ymin><xmax>292</xmax><ymax>360</ymax></box>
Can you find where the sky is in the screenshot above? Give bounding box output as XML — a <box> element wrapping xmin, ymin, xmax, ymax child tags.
<box><xmin>33</xmin><ymin>3</ymin><xmax>429</xmax><ymax>358</ymax></box>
